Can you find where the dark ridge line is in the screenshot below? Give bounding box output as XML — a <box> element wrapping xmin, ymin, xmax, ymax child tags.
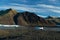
<box><xmin>13</xmin><ymin>13</ymin><xmax>20</xmax><ymax>25</ymax></box>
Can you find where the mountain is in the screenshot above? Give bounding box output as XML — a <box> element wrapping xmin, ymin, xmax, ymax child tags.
<box><xmin>0</xmin><ymin>9</ymin><xmax>56</xmax><ymax>27</ymax></box>
<box><xmin>14</xmin><ymin>11</ymin><xmax>56</xmax><ymax>27</ymax></box>
<box><xmin>0</xmin><ymin>8</ymin><xmax>17</xmax><ymax>25</ymax></box>
<box><xmin>46</xmin><ymin>16</ymin><xmax>60</xmax><ymax>25</ymax></box>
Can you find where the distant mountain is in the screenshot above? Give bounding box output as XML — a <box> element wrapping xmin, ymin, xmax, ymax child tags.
<box><xmin>46</xmin><ymin>16</ymin><xmax>60</xmax><ymax>25</ymax></box>
<box><xmin>0</xmin><ymin>9</ymin><xmax>56</xmax><ymax>27</ymax></box>
<box><xmin>0</xmin><ymin>8</ymin><xmax>17</xmax><ymax>25</ymax></box>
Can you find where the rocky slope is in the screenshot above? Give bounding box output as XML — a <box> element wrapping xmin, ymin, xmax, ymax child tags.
<box><xmin>0</xmin><ymin>9</ymin><xmax>17</xmax><ymax>25</ymax></box>
<box><xmin>46</xmin><ymin>16</ymin><xmax>60</xmax><ymax>25</ymax></box>
<box><xmin>14</xmin><ymin>11</ymin><xmax>56</xmax><ymax>27</ymax></box>
<box><xmin>0</xmin><ymin>9</ymin><xmax>56</xmax><ymax>26</ymax></box>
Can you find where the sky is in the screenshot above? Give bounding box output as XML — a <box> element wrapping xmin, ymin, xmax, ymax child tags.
<box><xmin>0</xmin><ymin>0</ymin><xmax>60</xmax><ymax>17</ymax></box>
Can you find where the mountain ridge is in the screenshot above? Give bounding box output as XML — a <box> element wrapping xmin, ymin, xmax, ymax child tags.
<box><xmin>13</xmin><ymin>11</ymin><xmax>56</xmax><ymax>27</ymax></box>
<box><xmin>0</xmin><ymin>9</ymin><xmax>57</xmax><ymax>27</ymax></box>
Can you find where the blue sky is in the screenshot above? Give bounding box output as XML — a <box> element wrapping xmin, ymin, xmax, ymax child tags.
<box><xmin>0</xmin><ymin>0</ymin><xmax>60</xmax><ymax>17</ymax></box>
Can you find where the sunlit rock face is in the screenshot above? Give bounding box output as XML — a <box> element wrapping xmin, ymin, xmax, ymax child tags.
<box><xmin>0</xmin><ymin>9</ymin><xmax>17</xmax><ymax>25</ymax></box>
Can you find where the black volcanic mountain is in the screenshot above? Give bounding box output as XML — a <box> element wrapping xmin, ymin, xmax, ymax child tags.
<box><xmin>0</xmin><ymin>9</ymin><xmax>56</xmax><ymax>27</ymax></box>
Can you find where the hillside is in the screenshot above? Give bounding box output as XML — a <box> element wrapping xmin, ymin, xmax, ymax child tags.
<box><xmin>0</xmin><ymin>9</ymin><xmax>17</xmax><ymax>25</ymax></box>
<box><xmin>0</xmin><ymin>9</ymin><xmax>56</xmax><ymax>27</ymax></box>
<box><xmin>14</xmin><ymin>11</ymin><xmax>56</xmax><ymax>27</ymax></box>
<box><xmin>46</xmin><ymin>16</ymin><xmax>60</xmax><ymax>25</ymax></box>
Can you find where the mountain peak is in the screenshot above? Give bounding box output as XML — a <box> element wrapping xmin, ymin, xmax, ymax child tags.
<box><xmin>22</xmin><ymin>11</ymin><xmax>38</xmax><ymax>17</ymax></box>
<box><xmin>13</xmin><ymin>11</ymin><xmax>56</xmax><ymax>26</ymax></box>
<box><xmin>0</xmin><ymin>9</ymin><xmax>17</xmax><ymax>25</ymax></box>
<box><xmin>7</xmin><ymin>8</ymin><xmax>12</xmax><ymax>11</ymax></box>
<box><xmin>5</xmin><ymin>8</ymin><xmax>13</xmax><ymax>12</ymax></box>
<box><xmin>0</xmin><ymin>8</ymin><xmax>17</xmax><ymax>16</ymax></box>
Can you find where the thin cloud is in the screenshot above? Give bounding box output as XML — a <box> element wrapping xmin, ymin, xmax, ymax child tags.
<box><xmin>37</xmin><ymin>4</ymin><xmax>60</xmax><ymax>13</ymax></box>
<box><xmin>50</xmin><ymin>9</ymin><xmax>60</xmax><ymax>13</ymax></box>
<box><xmin>48</xmin><ymin>0</ymin><xmax>56</xmax><ymax>2</ymax></box>
<box><xmin>12</xmin><ymin>0</ymin><xmax>28</xmax><ymax>3</ymax></box>
<box><xmin>0</xmin><ymin>5</ymin><xmax>45</xmax><ymax>13</ymax></box>
<box><xmin>22</xmin><ymin>0</ymin><xmax>28</xmax><ymax>2</ymax></box>
<box><xmin>9</xmin><ymin>3</ymin><xmax>37</xmax><ymax>8</ymax></box>
<box><xmin>37</xmin><ymin>4</ymin><xmax>60</xmax><ymax>9</ymax></box>
<box><xmin>9</xmin><ymin>3</ymin><xmax>20</xmax><ymax>5</ymax></box>
<box><xmin>0</xmin><ymin>3</ymin><xmax>60</xmax><ymax>17</ymax></box>
<box><xmin>1</xmin><ymin>3</ymin><xmax>60</xmax><ymax>14</ymax></box>
<box><xmin>38</xmin><ymin>15</ymin><xmax>47</xmax><ymax>18</ymax></box>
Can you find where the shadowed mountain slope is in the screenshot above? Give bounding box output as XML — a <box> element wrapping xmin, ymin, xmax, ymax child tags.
<box><xmin>14</xmin><ymin>11</ymin><xmax>56</xmax><ymax>27</ymax></box>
